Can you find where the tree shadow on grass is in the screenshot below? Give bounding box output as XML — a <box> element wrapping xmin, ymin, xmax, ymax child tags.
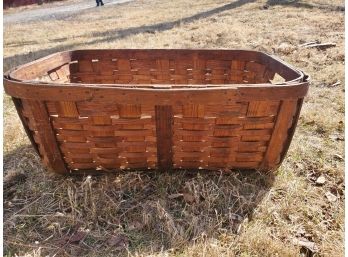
<box><xmin>3</xmin><ymin>43</ymin><xmax>77</xmax><ymax>72</ymax></box>
<box><xmin>4</xmin><ymin>0</ymin><xmax>255</xmax><ymax>71</ymax></box>
<box><xmin>4</xmin><ymin>0</ymin><xmax>344</xmax><ymax>73</ymax></box>
<box><xmin>4</xmin><ymin>144</ymin><xmax>275</xmax><ymax>256</ymax></box>
<box><xmin>84</xmin><ymin>0</ymin><xmax>256</xmax><ymax>45</ymax></box>
<box><xmin>266</xmin><ymin>0</ymin><xmax>344</xmax><ymax>12</ymax></box>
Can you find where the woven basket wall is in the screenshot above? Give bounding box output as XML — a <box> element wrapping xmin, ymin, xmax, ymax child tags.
<box><xmin>4</xmin><ymin>49</ymin><xmax>309</xmax><ymax>174</ymax></box>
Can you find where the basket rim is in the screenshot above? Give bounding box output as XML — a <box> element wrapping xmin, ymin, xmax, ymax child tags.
<box><xmin>4</xmin><ymin>49</ymin><xmax>310</xmax><ymax>93</ymax></box>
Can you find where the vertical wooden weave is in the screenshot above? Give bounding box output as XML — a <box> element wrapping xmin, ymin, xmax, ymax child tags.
<box><xmin>260</xmin><ymin>100</ymin><xmax>298</xmax><ymax>169</ymax></box>
<box><xmin>22</xmin><ymin>100</ymin><xmax>67</xmax><ymax>173</ymax></box>
<box><xmin>155</xmin><ymin>106</ymin><xmax>173</xmax><ymax>170</ymax></box>
<box><xmin>4</xmin><ymin>49</ymin><xmax>309</xmax><ymax>174</ymax></box>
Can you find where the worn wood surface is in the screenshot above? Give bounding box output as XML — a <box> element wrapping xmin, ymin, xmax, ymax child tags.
<box><xmin>155</xmin><ymin>105</ymin><xmax>173</xmax><ymax>170</ymax></box>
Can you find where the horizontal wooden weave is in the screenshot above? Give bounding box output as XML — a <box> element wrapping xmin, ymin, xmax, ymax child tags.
<box><xmin>4</xmin><ymin>49</ymin><xmax>309</xmax><ymax>174</ymax></box>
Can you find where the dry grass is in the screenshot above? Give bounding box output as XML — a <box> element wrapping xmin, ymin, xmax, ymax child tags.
<box><xmin>3</xmin><ymin>0</ymin><xmax>81</xmax><ymax>14</ymax></box>
<box><xmin>3</xmin><ymin>0</ymin><xmax>344</xmax><ymax>256</ymax></box>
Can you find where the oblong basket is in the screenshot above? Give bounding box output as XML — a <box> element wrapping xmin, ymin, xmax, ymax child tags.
<box><xmin>4</xmin><ymin>49</ymin><xmax>309</xmax><ymax>174</ymax></box>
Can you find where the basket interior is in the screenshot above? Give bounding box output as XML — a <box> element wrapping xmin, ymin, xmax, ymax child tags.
<box><xmin>9</xmin><ymin>49</ymin><xmax>302</xmax><ymax>86</ymax></box>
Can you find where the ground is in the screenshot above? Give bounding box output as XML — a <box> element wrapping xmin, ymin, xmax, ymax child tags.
<box><xmin>3</xmin><ymin>0</ymin><xmax>345</xmax><ymax>256</ymax></box>
<box><xmin>3</xmin><ymin>0</ymin><xmax>132</xmax><ymax>24</ymax></box>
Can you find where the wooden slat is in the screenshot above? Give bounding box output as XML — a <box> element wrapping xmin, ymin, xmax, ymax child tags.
<box><xmin>174</xmin><ymin>122</ymin><xmax>212</xmax><ymax>131</ymax></box>
<box><xmin>155</xmin><ymin>105</ymin><xmax>173</xmax><ymax>170</ymax></box>
<box><xmin>90</xmin><ymin>148</ymin><xmax>121</xmax><ymax>154</ymax></box>
<box><xmin>183</xmin><ymin>104</ymin><xmax>205</xmax><ymax>118</ymax></box>
<box><xmin>247</xmin><ymin>101</ymin><xmax>280</xmax><ymax>117</ymax></box>
<box><xmin>208</xmin><ymin>161</ymin><xmax>260</xmax><ymax>169</ymax></box>
<box><xmin>118</xmin><ymin>104</ymin><xmax>141</xmax><ymax>118</ymax></box>
<box><xmin>69</xmin><ymin>163</ymin><xmax>96</xmax><ymax>169</ymax></box>
<box><xmin>56</xmin><ymin>134</ymin><xmax>87</xmax><ymax>142</ymax></box>
<box><xmin>5</xmin><ymin>80</ymin><xmax>309</xmax><ymax>103</ymax></box>
<box><xmin>174</xmin><ymin>116</ymin><xmax>215</xmax><ymax>124</ymax></box>
<box><xmin>61</xmin><ymin>146</ymin><xmax>90</xmax><ymax>154</ymax></box>
<box><xmin>27</xmin><ymin>100</ymin><xmax>68</xmax><ymax>173</ymax></box>
<box><xmin>12</xmin><ymin>98</ymin><xmax>40</xmax><ymax>155</ymax></box>
<box><xmin>114</xmin><ymin>129</ymin><xmax>154</xmax><ymax>137</ymax></box>
<box><xmin>56</xmin><ymin>101</ymin><xmax>79</xmax><ymax>117</ymax></box>
<box><xmin>174</xmin><ymin>151</ymin><xmax>209</xmax><ymax>158</ymax></box>
<box><xmin>241</xmin><ymin>135</ymin><xmax>271</xmax><ymax>142</ymax></box>
<box><xmin>260</xmin><ymin>100</ymin><xmax>297</xmax><ymax>169</ymax></box>
<box><xmin>50</xmin><ymin>116</ymin><xmax>89</xmax><ymax>124</ymax></box>
<box><xmin>174</xmin><ymin>161</ymin><xmax>206</xmax><ymax>169</ymax></box>
<box><xmin>277</xmin><ymin>98</ymin><xmax>304</xmax><ymax>164</ymax></box>
<box><xmin>91</xmin><ymin>116</ymin><xmax>112</xmax><ymax>125</ymax></box>
<box><xmin>120</xmin><ymin>152</ymin><xmax>155</xmax><ymax>158</ymax></box>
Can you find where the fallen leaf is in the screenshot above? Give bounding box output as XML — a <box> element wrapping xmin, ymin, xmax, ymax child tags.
<box><xmin>55</xmin><ymin>237</ymin><xmax>68</xmax><ymax>247</ymax></box>
<box><xmin>55</xmin><ymin>231</ymin><xmax>87</xmax><ymax>246</ymax></box>
<box><xmin>107</xmin><ymin>234</ymin><xmax>129</xmax><ymax>250</ymax></box>
<box><xmin>315</xmin><ymin>175</ymin><xmax>326</xmax><ymax>185</ymax></box>
<box><xmin>325</xmin><ymin>191</ymin><xmax>337</xmax><ymax>202</ymax></box>
<box><xmin>293</xmin><ymin>238</ymin><xmax>319</xmax><ymax>253</ymax></box>
<box><xmin>128</xmin><ymin>221</ymin><xmax>145</xmax><ymax>231</ymax></box>
<box><xmin>183</xmin><ymin>193</ymin><xmax>195</xmax><ymax>204</ymax></box>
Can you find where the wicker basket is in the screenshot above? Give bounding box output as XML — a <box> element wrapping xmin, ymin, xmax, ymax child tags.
<box><xmin>4</xmin><ymin>49</ymin><xmax>309</xmax><ymax>174</ymax></box>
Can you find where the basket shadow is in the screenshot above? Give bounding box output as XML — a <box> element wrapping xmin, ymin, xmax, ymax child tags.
<box><xmin>4</xmin><ymin>144</ymin><xmax>275</xmax><ymax>256</ymax></box>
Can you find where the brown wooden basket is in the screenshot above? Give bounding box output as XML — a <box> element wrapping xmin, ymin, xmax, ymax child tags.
<box><xmin>4</xmin><ymin>49</ymin><xmax>309</xmax><ymax>174</ymax></box>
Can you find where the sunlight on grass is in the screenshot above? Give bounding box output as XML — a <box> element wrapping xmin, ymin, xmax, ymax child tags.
<box><xmin>3</xmin><ymin>0</ymin><xmax>344</xmax><ymax>256</ymax></box>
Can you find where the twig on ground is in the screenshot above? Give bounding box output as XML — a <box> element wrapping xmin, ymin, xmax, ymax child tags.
<box><xmin>299</xmin><ymin>41</ymin><xmax>319</xmax><ymax>47</ymax></box>
<box><xmin>328</xmin><ymin>81</ymin><xmax>341</xmax><ymax>87</ymax></box>
<box><xmin>301</xmin><ymin>42</ymin><xmax>336</xmax><ymax>49</ymax></box>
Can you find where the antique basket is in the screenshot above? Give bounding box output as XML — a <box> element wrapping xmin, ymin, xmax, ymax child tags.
<box><xmin>4</xmin><ymin>49</ymin><xmax>309</xmax><ymax>174</ymax></box>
